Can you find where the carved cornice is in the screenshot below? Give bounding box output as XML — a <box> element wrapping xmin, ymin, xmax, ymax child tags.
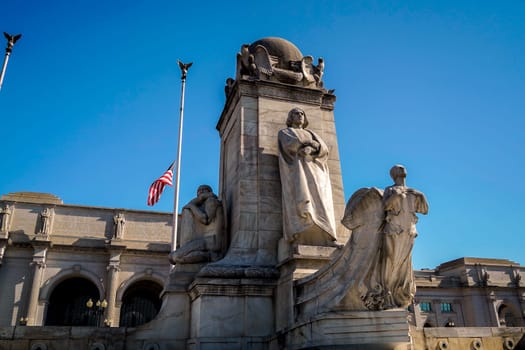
<box><xmin>198</xmin><ymin>264</ymin><xmax>279</xmax><ymax>279</ymax></box>
<box><xmin>189</xmin><ymin>282</ymin><xmax>275</xmax><ymax>302</ymax></box>
<box><xmin>217</xmin><ymin>79</ymin><xmax>336</xmax><ymax>133</ymax></box>
<box><xmin>10</xmin><ymin>240</ymin><xmax>167</xmax><ymax>256</ymax></box>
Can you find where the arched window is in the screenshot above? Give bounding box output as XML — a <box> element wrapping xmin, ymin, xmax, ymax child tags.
<box><xmin>45</xmin><ymin>277</ymin><xmax>100</xmax><ymax>326</ymax></box>
<box><xmin>119</xmin><ymin>280</ymin><xmax>162</xmax><ymax>327</ymax></box>
<box><xmin>498</xmin><ymin>304</ymin><xmax>522</xmax><ymax>327</ymax></box>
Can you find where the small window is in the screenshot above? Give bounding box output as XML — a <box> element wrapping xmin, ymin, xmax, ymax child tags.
<box><xmin>441</xmin><ymin>302</ymin><xmax>453</xmax><ymax>313</ymax></box>
<box><xmin>420</xmin><ymin>302</ymin><xmax>432</xmax><ymax>312</ymax></box>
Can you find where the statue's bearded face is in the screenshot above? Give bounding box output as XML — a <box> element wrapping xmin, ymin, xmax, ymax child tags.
<box><xmin>291</xmin><ymin>110</ymin><xmax>305</xmax><ymax>128</ymax></box>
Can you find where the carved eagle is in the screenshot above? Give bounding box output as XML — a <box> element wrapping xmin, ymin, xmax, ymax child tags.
<box><xmin>3</xmin><ymin>32</ymin><xmax>22</xmax><ymax>44</ymax></box>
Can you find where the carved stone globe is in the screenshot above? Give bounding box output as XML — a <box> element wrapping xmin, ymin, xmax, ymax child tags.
<box><xmin>248</xmin><ymin>37</ymin><xmax>303</xmax><ymax>69</ymax></box>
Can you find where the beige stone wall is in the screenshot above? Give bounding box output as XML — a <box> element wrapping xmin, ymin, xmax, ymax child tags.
<box><xmin>0</xmin><ymin>198</ymin><xmax>171</xmax><ymax>327</ymax></box>
<box><xmin>0</xmin><ymin>248</ymin><xmax>32</xmax><ymax>326</ymax></box>
<box><xmin>411</xmin><ymin>327</ymin><xmax>525</xmax><ymax>350</ymax></box>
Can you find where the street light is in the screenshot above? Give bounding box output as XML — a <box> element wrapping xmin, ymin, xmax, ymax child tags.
<box><xmin>86</xmin><ymin>298</ymin><xmax>107</xmax><ymax>326</ymax></box>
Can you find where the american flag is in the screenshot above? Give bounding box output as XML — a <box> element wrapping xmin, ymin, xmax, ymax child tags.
<box><xmin>147</xmin><ymin>162</ymin><xmax>174</xmax><ymax>206</ymax></box>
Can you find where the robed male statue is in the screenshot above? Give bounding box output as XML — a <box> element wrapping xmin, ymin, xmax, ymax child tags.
<box><xmin>278</xmin><ymin>107</ymin><xmax>337</xmax><ymax>246</ymax></box>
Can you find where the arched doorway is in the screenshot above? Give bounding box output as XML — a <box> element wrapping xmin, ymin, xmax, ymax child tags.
<box><xmin>498</xmin><ymin>304</ymin><xmax>522</xmax><ymax>327</ymax></box>
<box><xmin>119</xmin><ymin>280</ymin><xmax>162</xmax><ymax>327</ymax></box>
<box><xmin>45</xmin><ymin>277</ymin><xmax>100</xmax><ymax>326</ymax></box>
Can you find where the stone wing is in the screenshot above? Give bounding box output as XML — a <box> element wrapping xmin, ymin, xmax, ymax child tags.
<box><xmin>301</xmin><ymin>55</ymin><xmax>315</xmax><ymax>83</ymax></box>
<box><xmin>295</xmin><ymin>187</ymin><xmax>385</xmax><ymax>318</ymax></box>
<box><xmin>253</xmin><ymin>45</ymin><xmax>273</xmax><ymax>77</ymax></box>
<box><xmin>342</xmin><ymin>187</ymin><xmax>384</xmax><ymax>232</ymax></box>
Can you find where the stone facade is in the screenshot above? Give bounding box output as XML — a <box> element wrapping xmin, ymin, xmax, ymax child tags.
<box><xmin>0</xmin><ymin>194</ymin><xmax>524</xmax><ymax>349</ymax></box>
<box><xmin>413</xmin><ymin>258</ymin><xmax>525</xmax><ymax>328</ymax></box>
<box><xmin>0</xmin><ymin>192</ymin><xmax>171</xmax><ymax>329</ymax></box>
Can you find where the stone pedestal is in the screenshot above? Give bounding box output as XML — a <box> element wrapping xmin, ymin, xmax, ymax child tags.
<box><xmin>187</xmin><ymin>277</ymin><xmax>277</xmax><ymax>350</ymax></box>
<box><xmin>126</xmin><ymin>265</ymin><xmax>202</xmax><ymax>349</ymax></box>
<box><xmin>278</xmin><ymin>310</ymin><xmax>411</xmax><ymax>350</ymax></box>
<box><xmin>276</xmin><ymin>241</ymin><xmax>337</xmax><ymax>331</ymax></box>
<box><xmin>278</xmin><ymin>240</ymin><xmax>337</xmax><ymax>279</ymax></box>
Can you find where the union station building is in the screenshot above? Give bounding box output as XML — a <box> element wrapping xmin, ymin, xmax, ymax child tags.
<box><xmin>0</xmin><ymin>192</ymin><xmax>523</xmax><ymax>330</ymax></box>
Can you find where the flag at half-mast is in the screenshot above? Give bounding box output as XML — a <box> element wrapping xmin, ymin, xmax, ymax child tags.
<box><xmin>147</xmin><ymin>162</ymin><xmax>174</xmax><ymax>206</ymax></box>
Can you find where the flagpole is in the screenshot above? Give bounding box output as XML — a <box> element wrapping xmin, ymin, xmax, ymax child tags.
<box><xmin>0</xmin><ymin>33</ymin><xmax>22</xmax><ymax>91</ymax></box>
<box><xmin>171</xmin><ymin>60</ymin><xmax>192</xmax><ymax>252</ymax></box>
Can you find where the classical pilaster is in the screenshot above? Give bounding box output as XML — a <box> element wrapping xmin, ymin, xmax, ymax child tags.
<box><xmin>0</xmin><ymin>232</ymin><xmax>8</xmax><ymax>266</ymax></box>
<box><xmin>26</xmin><ymin>243</ymin><xmax>49</xmax><ymax>326</ymax></box>
<box><xmin>519</xmin><ymin>292</ymin><xmax>525</xmax><ymax>319</ymax></box>
<box><xmin>412</xmin><ymin>299</ymin><xmax>423</xmax><ymax>327</ymax></box>
<box><xmin>487</xmin><ymin>290</ymin><xmax>500</xmax><ymax>326</ymax></box>
<box><xmin>105</xmin><ymin>249</ymin><xmax>122</xmax><ymax>327</ymax></box>
<box><xmin>0</xmin><ymin>202</ymin><xmax>13</xmax><ymax>266</ymax></box>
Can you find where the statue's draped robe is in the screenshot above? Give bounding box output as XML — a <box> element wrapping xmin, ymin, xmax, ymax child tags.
<box><xmin>381</xmin><ymin>186</ymin><xmax>428</xmax><ymax>307</ymax></box>
<box><xmin>278</xmin><ymin>127</ymin><xmax>337</xmax><ymax>245</ymax></box>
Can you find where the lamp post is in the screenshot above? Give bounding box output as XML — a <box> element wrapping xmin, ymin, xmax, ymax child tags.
<box><xmin>86</xmin><ymin>298</ymin><xmax>108</xmax><ymax>326</ymax></box>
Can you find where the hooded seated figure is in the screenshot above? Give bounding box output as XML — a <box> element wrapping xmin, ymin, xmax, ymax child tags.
<box><xmin>169</xmin><ymin>185</ymin><xmax>225</xmax><ymax>264</ymax></box>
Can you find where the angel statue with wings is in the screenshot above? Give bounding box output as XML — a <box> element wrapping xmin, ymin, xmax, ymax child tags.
<box><xmin>341</xmin><ymin>165</ymin><xmax>428</xmax><ymax>310</ymax></box>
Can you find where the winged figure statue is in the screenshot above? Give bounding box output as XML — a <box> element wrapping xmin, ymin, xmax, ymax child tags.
<box><xmin>295</xmin><ymin>165</ymin><xmax>428</xmax><ymax>319</ymax></box>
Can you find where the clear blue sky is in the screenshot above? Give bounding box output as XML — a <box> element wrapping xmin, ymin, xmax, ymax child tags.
<box><xmin>1</xmin><ymin>1</ymin><xmax>523</xmax><ymax>269</ymax></box>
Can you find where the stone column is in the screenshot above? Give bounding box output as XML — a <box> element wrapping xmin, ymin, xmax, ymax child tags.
<box><xmin>0</xmin><ymin>234</ymin><xmax>8</xmax><ymax>266</ymax></box>
<box><xmin>105</xmin><ymin>250</ymin><xmax>121</xmax><ymax>327</ymax></box>
<box><xmin>431</xmin><ymin>299</ymin><xmax>441</xmax><ymax>327</ymax></box>
<box><xmin>519</xmin><ymin>292</ymin><xmax>525</xmax><ymax>319</ymax></box>
<box><xmin>0</xmin><ymin>203</ymin><xmax>13</xmax><ymax>267</ymax></box>
<box><xmin>412</xmin><ymin>299</ymin><xmax>423</xmax><ymax>327</ymax></box>
<box><xmin>26</xmin><ymin>244</ymin><xmax>48</xmax><ymax>326</ymax></box>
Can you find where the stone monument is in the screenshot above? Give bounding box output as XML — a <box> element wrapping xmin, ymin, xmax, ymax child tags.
<box><xmin>128</xmin><ymin>37</ymin><xmax>427</xmax><ymax>350</ymax></box>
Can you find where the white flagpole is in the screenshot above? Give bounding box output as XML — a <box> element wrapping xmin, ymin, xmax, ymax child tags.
<box><xmin>0</xmin><ymin>33</ymin><xmax>22</xmax><ymax>91</ymax></box>
<box><xmin>171</xmin><ymin>60</ymin><xmax>192</xmax><ymax>252</ymax></box>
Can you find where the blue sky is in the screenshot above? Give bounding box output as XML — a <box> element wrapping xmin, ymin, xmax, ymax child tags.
<box><xmin>1</xmin><ymin>1</ymin><xmax>523</xmax><ymax>269</ymax></box>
